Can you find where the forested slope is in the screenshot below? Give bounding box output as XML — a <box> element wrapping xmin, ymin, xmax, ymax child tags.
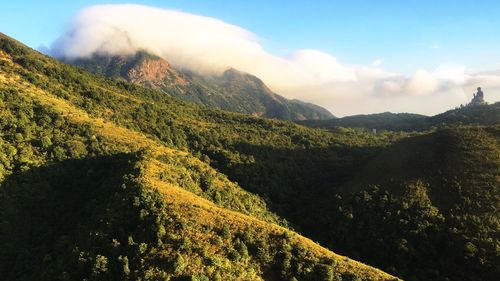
<box><xmin>0</xmin><ymin>33</ymin><xmax>396</xmax><ymax>280</ymax></box>
<box><xmin>307</xmin><ymin>126</ymin><xmax>500</xmax><ymax>281</ymax></box>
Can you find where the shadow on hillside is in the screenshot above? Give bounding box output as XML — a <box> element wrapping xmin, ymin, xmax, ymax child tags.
<box><xmin>205</xmin><ymin>141</ymin><xmax>384</xmax><ymax>231</ymax></box>
<box><xmin>206</xmin><ymin>129</ymin><xmax>500</xmax><ymax>281</ymax></box>
<box><xmin>0</xmin><ymin>153</ymin><xmax>137</xmax><ymax>279</ymax></box>
<box><xmin>213</xmin><ymin>126</ymin><xmax>498</xmax><ymax>232</ymax></box>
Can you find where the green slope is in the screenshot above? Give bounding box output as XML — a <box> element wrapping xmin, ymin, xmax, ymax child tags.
<box><xmin>0</xmin><ymin>33</ymin><xmax>396</xmax><ymax>280</ymax></box>
<box><xmin>1</xmin><ymin>152</ymin><xmax>396</xmax><ymax>280</ymax></box>
<box><xmin>311</xmin><ymin>126</ymin><xmax>500</xmax><ymax>281</ymax></box>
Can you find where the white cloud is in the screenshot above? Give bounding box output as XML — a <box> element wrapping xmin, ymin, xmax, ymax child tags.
<box><xmin>371</xmin><ymin>59</ymin><xmax>383</xmax><ymax>67</ymax></box>
<box><xmin>432</xmin><ymin>64</ymin><xmax>466</xmax><ymax>84</ymax></box>
<box><xmin>49</xmin><ymin>4</ymin><xmax>500</xmax><ymax>116</ymax></box>
<box><xmin>407</xmin><ymin>70</ymin><xmax>439</xmax><ymax>95</ymax></box>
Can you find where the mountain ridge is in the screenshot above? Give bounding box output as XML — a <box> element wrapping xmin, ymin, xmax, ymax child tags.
<box><xmin>67</xmin><ymin>51</ymin><xmax>334</xmax><ymax>121</ymax></box>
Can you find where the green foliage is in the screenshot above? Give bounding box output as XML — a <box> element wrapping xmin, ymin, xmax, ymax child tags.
<box><xmin>0</xmin><ymin>34</ymin><xmax>387</xmax><ymax>280</ymax></box>
<box><xmin>1</xmin><ymin>32</ymin><xmax>498</xmax><ymax>281</ymax></box>
<box><xmin>0</xmin><ymin>153</ymin><xmax>359</xmax><ymax>281</ymax></box>
<box><xmin>305</xmin><ymin>127</ymin><xmax>500</xmax><ymax>281</ymax></box>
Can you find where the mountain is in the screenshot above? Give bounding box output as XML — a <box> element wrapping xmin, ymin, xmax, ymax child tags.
<box><xmin>184</xmin><ymin>68</ymin><xmax>334</xmax><ymax>121</ymax></box>
<box><xmin>1</xmin><ymin>32</ymin><xmax>499</xmax><ymax>281</ymax></box>
<box><xmin>299</xmin><ymin>112</ymin><xmax>427</xmax><ymax>132</ymax></box>
<box><xmin>299</xmin><ymin>103</ymin><xmax>500</xmax><ymax>132</ymax></box>
<box><xmin>0</xmin><ymin>33</ymin><xmax>394</xmax><ymax>280</ymax></box>
<box><xmin>68</xmin><ymin>52</ymin><xmax>334</xmax><ymax>121</ymax></box>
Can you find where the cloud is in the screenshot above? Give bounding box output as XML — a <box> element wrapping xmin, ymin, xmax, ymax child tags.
<box><xmin>49</xmin><ymin>4</ymin><xmax>500</xmax><ymax>116</ymax></box>
<box><xmin>371</xmin><ymin>59</ymin><xmax>383</xmax><ymax>67</ymax></box>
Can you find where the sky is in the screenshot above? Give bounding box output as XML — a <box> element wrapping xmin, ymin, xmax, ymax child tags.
<box><xmin>2</xmin><ymin>0</ymin><xmax>500</xmax><ymax>116</ymax></box>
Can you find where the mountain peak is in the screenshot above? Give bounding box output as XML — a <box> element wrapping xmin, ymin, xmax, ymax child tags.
<box><xmin>69</xmin><ymin>51</ymin><xmax>334</xmax><ymax>120</ymax></box>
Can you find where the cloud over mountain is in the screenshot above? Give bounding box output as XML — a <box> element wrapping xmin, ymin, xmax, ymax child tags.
<box><xmin>48</xmin><ymin>4</ymin><xmax>500</xmax><ymax>116</ymax></box>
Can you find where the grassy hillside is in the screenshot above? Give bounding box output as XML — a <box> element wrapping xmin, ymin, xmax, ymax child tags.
<box><xmin>0</xmin><ymin>33</ymin><xmax>396</xmax><ymax>280</ymax></box>
<box><xmin>1</xmin><ymin>152</ymin><xmax>396</xmax><ymax>280</ymax></box>
<box><xmin>69</xmin><ymin>52</ymin><xmax>334</xmax><ymax>121</ymax></box>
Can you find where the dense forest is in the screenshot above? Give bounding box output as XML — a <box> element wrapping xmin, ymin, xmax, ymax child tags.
<box><xmin>0</xmin><ymin>32</ymin><xmax>499</xmax><ymax>281</ymax></box>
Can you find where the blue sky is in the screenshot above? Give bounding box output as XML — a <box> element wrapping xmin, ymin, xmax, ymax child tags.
<box><xmin>2</xmin><ymin>1</ymin><xmax>499</xmax><ymax>115</ymax></box>
<box><xmin>3</xmin><ymin>0</ymin><xmax>500</xmax><ymax>74</ymax></box>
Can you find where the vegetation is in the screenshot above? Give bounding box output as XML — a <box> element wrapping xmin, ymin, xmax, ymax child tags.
<box><xmin>1</xmin><ymin>32</ymin><xmax>498</xmax><ymax>280</ymax></box>
<box><xmin>1</xmin><ymin>152</ymin><xmax>393</xmax><ymax>280</ymax></box>
<box><xmin>308</xmin><ymin>126</ymin><xmax>500</xmax><ymax>280</ymax></box>
<box><xmin>0</xmin><ymin>33</ymin><xmax>395</xmax><ymax>280</ymax></box>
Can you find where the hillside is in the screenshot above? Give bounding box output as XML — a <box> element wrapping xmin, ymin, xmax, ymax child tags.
<box><xmin>0</xmin><ymin>33</ymin><xmax>395</xmax><ymax>280</ymax></box>
<box><xmin>308</xmin><ymin>126</ymin><xmax>500</xmax><ymax>281</ymax></box>
<box><xmin>68</xmin><ymin>52</ymin><xmax>334</xmax><ymax>121</ymax></box>
<box><xmin>1</xmin><ymin>32</ymin><xmax>499</xmax><ymax>281</ymax></box>
<box><xmin>299</xmin><ymin>103</ymin><xmax>499</xmax><ymax>132</ymax></box>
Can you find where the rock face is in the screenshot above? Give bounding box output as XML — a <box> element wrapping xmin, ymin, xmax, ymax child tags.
<box><xmin>127</xmin><ymin>58</ymin><xmax>188</xmax><ymax>88</ymax></box>
<box><xmin>470</xmin><ymin>87</ymin><xmax>487</xmax><ymax>106</ymax></box>
<box><xmin>68</xmin><ymin>52</ymin><xmax>334</xmax><ymax>121</ymax></box>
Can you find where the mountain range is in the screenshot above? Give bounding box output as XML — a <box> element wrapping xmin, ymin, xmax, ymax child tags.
<box><xmin>0</xmin><ymin>32</ymin><xmax>499</xmax><ymax>281</ymax></box>
<box><xmin>68</xmin><ymin>51</ymin><xmax>334</xmax><ymax>121</ymax></box>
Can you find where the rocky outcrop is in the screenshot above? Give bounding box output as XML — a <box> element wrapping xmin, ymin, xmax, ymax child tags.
<box><xmin>128</xmin><ymin>58</ymin><xmax>188</xmax><ymax>89</ymax></box>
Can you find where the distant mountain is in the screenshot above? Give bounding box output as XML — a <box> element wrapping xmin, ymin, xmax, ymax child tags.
<box><xmin>299</xmin><ymin>112</ymin><xmax>427</xmax><ymax>132</ymax></box>
<box><xmin>68</xmin><ymin>52</ymin><xmax>334</xmax><ymax>121</ymax></box>
<box><xmin>299</xmin><ymin>103</ymin><xmax>500</xmax><ymax>132</ymax></box>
